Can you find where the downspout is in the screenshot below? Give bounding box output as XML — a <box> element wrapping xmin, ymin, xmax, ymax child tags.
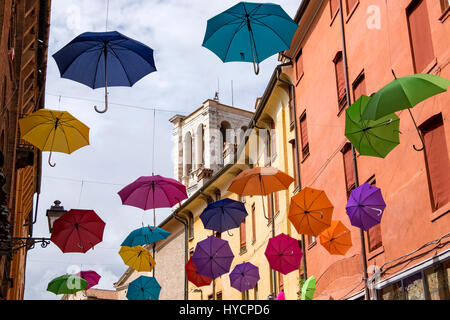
<box><xmin>173</xmin><ymin>211</ymin><xmax>189</xmax><ymax>300</ymax></box>
<box><xmin>275</xmin><ymin>62</ymin><xmax>307</xmax><ymax>280</ymax></box>
<box><xmin>337</xmin><ymin>0</ymin><xmax>370</xmax><ymax>300</ymax></box>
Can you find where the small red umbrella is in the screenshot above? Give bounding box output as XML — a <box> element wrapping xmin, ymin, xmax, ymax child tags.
<box><xmin>185</xmin><ymin>257</ymin><xmax>213</xmax><ymax>287</ymax></box>
<box><xmin>50</xmin><ymin>209</ymin><xmax>106</xmax><ymax>253</ymax></box>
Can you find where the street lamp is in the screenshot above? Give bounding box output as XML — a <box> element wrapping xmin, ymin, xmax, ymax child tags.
<box><xmin>46</xmin><ymin>200</ymin><xmax>66</xmax><ymax>233</ymax></box>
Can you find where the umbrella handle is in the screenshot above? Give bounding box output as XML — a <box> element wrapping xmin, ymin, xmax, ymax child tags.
<box><xmin>148</xmin><ymin>224</ymin><xmax>157</xmax><ymax>231</ymax></box>
<box><xmin>253</xmin><ymin>61</ymin><xmax>260</xmax><ymax>75</ymax></box>
<box><xmin>95</xmin><ymin>46</ymin><xmax>109</xmax><ymax>114</ymax></box>
<box><xmin>94</xmin><ymin>86</ymin><xmax>108</xmax><ymax>113</ymax></box>
<box><xmin>407</xmin><ymin>109</ymin><xmax>425</xmax><ymax>151</ymax></box>
<box><xmin>227</xmin><ymin>230</ymin><xmax>233</xmax><ymax>237</ymax></box>
<box><xmin>368</xmin><ymin>207</ymin><xmax>383</xmax><ymax>216</ymax></box>
<box><xmin>48</xmin><ymin>151</ymin><xmax>56</xmax><ymax>167</ymax></box>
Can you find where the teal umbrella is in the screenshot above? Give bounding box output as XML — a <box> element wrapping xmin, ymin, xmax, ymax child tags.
<box><xmin>47</xmin><ymin>274</ymin><xmax>88</xmax><ymax>295</ymax></box>
<box><xmin>301</xmin><ymin>275</ymin><xmax>316</xmax><ymax>300</ymax></box>
<box><xmin>345</xmin><ymin>95</ymin><xmax>400</xmax><ymax>158</ymax></box>
<box><xmin>121</xmin><ymin>226</ymin><xmax>170</xmax><ymax>247</ymax></box>
<box><xmin>202</xmin><ymin>2</ymin><xmax>298</xmax><ymax>74</ymax></box>
<box><xmin>126</xmin><ymin>276</ymin><xmax>161</xmax><ymax>300</ymax></box>
<box><xmin>361</xmin><ymin>72</ymin><xmax>450</xmax><ymax>151</ymax></box>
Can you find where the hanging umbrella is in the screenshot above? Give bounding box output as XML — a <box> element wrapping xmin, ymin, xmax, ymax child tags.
<box><xmin>77</xmin><ymin>270</ymin><xmax>101</xmax><ymax>290</ymax></box>
<box><xmin>319</xmin><ymin>220</ymin><xmax>352</xmax><ymax>255</ymax></box>
<box><xmin>192</xmin><ymin>236</ymin><xmax>234</xmax><ymax>279</ymax></box>
<box><xmin>264</xmin><ymin>233</ymin><xmax>302</xmax><ymax>275</ymax></box>
<box><xmin>126</xmin><ymin>276</ymin><xmax>161</xmax><ymax>300</ymax></box>
<box><xmin>229</xmin><ymin>262</ymin><xmax>260</xmax><ymax>292</ymax></box>
<box><xmin>118</xmin><ymin>246</ymin><xmax>155</xmax><ymax>272</ymax></box>
<box><xmin>275</xmin><ymin>290</ymin><xmax>285</xmax><ymax>300</ymax></box>
<box><xmin>118</xmin><ymin>175</ymin><xmax>188</xmax><ymax>228</ymax></box>
<box><xmin>121</xmin><ymin>226</ymin><xmax>170</xmax><ymax>247</ymax></box>
<box><xmin>47</xmin><ymin>274</ymin><xmax>88</xmax><ymax>295</ymax></box>
<box><xmin>345</xmin><ymin>183</ymin><xmax>386</xmax><ymax>231</ymax></box>
<box><xmin>288</xmin><ymin>187</ymin><xmax>334</xmax><ymax>237</ymax></box>
<box><xmin>345</xmin><ymin>95</ymin><xmax>400</xmax><ymax>158</ymax></box>
<box><xmin>360</xmin><ymin>72</ymin><xmax>450</xmax><ymax>151</ymax></box>
<box><xmin>185</xmin><ymin>257</ymin><xmax>213</xmax><ymax>288</ymax></box>
<box><xmin>53</xmin><ymin>31</ymin><xmax>157</xmax><ymax>113</ymax></box>
<box><xmin>202</xmin><ymin>2</ymin><xmax>298</xmax><ymax>74</ymax></box>
<box><xmin>200</xmin><ymin>198</ymin><xmax>248</xmax><ymax>233</ymax></box>
<box><xmin>18</xmin><ymin>109</ymin><xmax>90</xmax><ymax>167</ymax></box>
<box><xmin>50</xmin><ymin>209</ymin><xmax>106</xmax><ymax>253</ymax></box>
<box><xmin>301</xmin><ymin>276</ymin><xmax>316</xmax><ymax>300</ymax></box>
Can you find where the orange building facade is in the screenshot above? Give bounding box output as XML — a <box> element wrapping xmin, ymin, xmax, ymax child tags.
<box><xmin>281</xmin><ymin>0</ymin><xmax>450</xmax><ymax>299</ymax></box>
<box><xmin>0</xmin><ymin>0</ymin><xmax>51</xmax><ymax>300</ymax></box>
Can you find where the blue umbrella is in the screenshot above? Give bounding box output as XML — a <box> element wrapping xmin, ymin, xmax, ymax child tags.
<box><xmin>200</xmin><ymin>198</ymin><xmax>248</xmax><ymax>233</ymax></box>
<box><xmin>202</xmin><ymin>2</ymin><xmax>298</xmax><ymax>74</ymax></box>
<box><xmin>53</xmin><ymin>31</ymin><xmax>157</xmax><ymax>113</ymax></box>
<box><xmin>126</xmin><ymin>276</ymin><xmax>161</xmax><ymax>300</ymax></box>
<box><xmin>121</xmin><ymin>226</ymin><xmax>171</xmax><ymax>247</ymax></box>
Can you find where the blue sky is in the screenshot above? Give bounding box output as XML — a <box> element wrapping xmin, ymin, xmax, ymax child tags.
<box><xmin>24</xmin><ymin>0</ymin><xmax>300</xmax><ymax>300</ymax></box>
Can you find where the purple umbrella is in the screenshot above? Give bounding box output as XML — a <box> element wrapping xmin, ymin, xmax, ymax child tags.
<box><xmin>192</xmin><ymin>236</ymin><xmax>234</xmax><ymax>279</ymax></box>
<box><xmin>229</xmin><ymin>262</ymin><xmax>259</xmax><ymax>292</ymax></box>
<box><xmin>118</xmin><ymin>175</ymin><xmax>188</xmax><ymax>226</ymax></box>
<box><xmin>77</xmin><ymin>270</ymin><xmax>101</xmax><ymax>290</ymax></box>
<box><xmin>345</xmin><ymin>183</ymin><xmax>386</xmax><ymax>231</ymax></box>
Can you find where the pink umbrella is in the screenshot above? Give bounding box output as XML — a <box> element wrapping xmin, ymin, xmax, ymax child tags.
<box><xmin>264</xmin><ymin>233</ymin><xmax>303</xmax><ymax>275</ymax></box>
<box><xmin>118</xmin><ymin>175</ymin><xmax>188</xmax><ymax>226</ymax></box>
<box><xmin>77</xmin><ymin>270</ymin><xmax>101</xmax><ymax>290</ymax></box>
<box><xmin>275</xmin><ymin>290</ymin><xmax>285</xmax><ymax>300</ymax></box>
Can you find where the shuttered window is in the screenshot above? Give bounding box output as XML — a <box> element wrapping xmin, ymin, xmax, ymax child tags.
<box><xmin>420</xmin><ymin>113</ymin><xmax>450</xmax><ymax>211</ymax></box>
<box><xmin>296</xmin><ymin>50</ymin><xmax>304</xmax><ymax>80</ymax></box>
<box><xmin>334</xmin><ymin>52</ymin><xmax>347</xmax><ymax>111</ymax></box>
<box><xmin>240</xmin><ymin>219</ymin><xmax>246</xmax><ymax>249</ymax></box>
<box><xmin>299</xmin><ymin>112</ymin><xmax>309</xmax><ymax>158</ymax></box>
<box><xmin>330</xmin><ymin>0</ymin><xmax>339</xmax><ymax>18</ymax></box>
<box><xmin>346</xmin><ymin>0</ymin><xmax>358</xmax><ymax>13</ymax></box>
<box><xmin>407</xmin><ymin>0</ymin><xmax>435</xmax><ymax>73</ymax></box>
<box><xmin>342</xmin><ymin>143</ymin><xmax>356</xmax><ymax>195</ymax></box>
<box><xmin>353</xmin><ymin>72</ymin><xmax>366</xmax><ymax>101</ymax></box>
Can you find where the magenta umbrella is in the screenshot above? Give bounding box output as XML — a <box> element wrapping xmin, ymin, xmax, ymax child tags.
<box><xmin>118</xmin><ymin>175</ymin><xmax>188</xmax><ymax>226</ymax></box>
<box><xmin>264</xmin><ymin>233</ymin><xmax>303</xmax><ymax>275</ymax></box>
<box><xmin>77</xmin><ymin>270</ymin><xmax>101</xmax><ymax>290</ymax></box>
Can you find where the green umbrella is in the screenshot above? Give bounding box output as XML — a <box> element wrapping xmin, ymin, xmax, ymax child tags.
<box><xmin>301</xmin><ymin>275</ymin><xmax>316</xmax><ymax>300</ymax></box>
<box><xmin>361</xmin><ymin>72</ymin><xmax>450</xmax><ymax>151</ymax></box>
<box><xmin>47</xmin><ymin>274</ymin><xmax>88</xmax><ymax>295</ymax></box>
<box><xmin>345</xmin><ymin>95</ymin><xmax>400</xmax><ymax>158</ymax></box>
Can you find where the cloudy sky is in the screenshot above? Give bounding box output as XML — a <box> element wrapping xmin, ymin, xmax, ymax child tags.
<box><xmin>24</xmin><ymin>0</ymin><xmax>300</xmax><ymax>300</ymax></box>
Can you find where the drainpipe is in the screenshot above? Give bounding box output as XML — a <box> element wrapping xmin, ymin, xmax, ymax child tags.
<box><xmin>275</xmin><ymin>62</ymin><xmax>307</xmax><ymax>280</ymax></box>
<box><xmin>173</xmin><ymin>211</ymin><xmax>189</xmax><ymax>300</ymax></box>
<box><xmin>337</xmin><ymin>0</ymin><xmax>370</xmax><ymax>300</ymax></box>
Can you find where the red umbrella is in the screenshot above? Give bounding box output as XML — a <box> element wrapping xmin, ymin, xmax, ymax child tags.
<box><xmin>264</xmin><ymin>233</ymin><xmax>303</xmax><ymax>275</ymax></box>
<box><xmin>185</xmin><ymin>257</ymin><xmax>212</xmax><ymax>287</ymax></box>
<box><xmin>50</xmin><ymin>209</ymin><xmax>106</xmax><ymax>253</ymax></box>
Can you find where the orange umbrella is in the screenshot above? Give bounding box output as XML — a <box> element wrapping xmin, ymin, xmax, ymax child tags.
<box><xmin>319</xmin><ymin>220</ymin><xmax>352</xmax><ymax>255</ymax></box>
<box><xmin>288</xmin><ymin>187</ymin><xmax>334</xmax><ymax>236</ymax></box>
<box><xmin>228</xmin><ymin>167</ymin><xmax>294</xmax><ymax>196</ymax></box>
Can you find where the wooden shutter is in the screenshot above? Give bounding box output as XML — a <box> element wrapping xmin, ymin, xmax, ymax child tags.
<box><xmin>330</xmin><ymin>0</ymin><xmax>339</xmax><ymax>17</ymax></box>
<box><xmin>240</xmin><ymin>219</ymin><xmax>246</xmax><ymax>248</ymax></box>
<box><xmin>342</xmin><ymin>144</ymin><xmax>355</xmax><ymax>192</ymax></box>
<box><xmin>251</xmin><ymin>203</ymin><xmax>256</xmax><ymax>242</ymax></box>
<box><xmin>346</xmin><ymin>0</ymin><xmax>358</xmax><ymax>12</ymax></box>
<box><xmin>334</xmin><ymin>52</ymin><xmax>347</xmax><ymax>108</ymax></box>
<box><xmin>296</xmin><ymin>50</ymin><xmax>304</xmax><ymax>80</ymax></box>
<box><xmin>407</xmin><ymin>0</ymin><xmax>435</xmax><ymax>72</ymax></box>
<box><xmin>421</xmin><ymin>114</ymin><xmax>450</xmax><ymax>210</ymax></box>
<box><xmin>368</xmin><ymin>224</ymin><xmax>383</xmax><ymax>251</ymax></box>
<box><xmin>353</xmin><ymin>73</ymin><xmax>366</xmax><ymax>101</ymax></box>
<box><xmin>300</xmin><ymin>113</ymin><xmax>308</xmax><ymax>150</ymax></box>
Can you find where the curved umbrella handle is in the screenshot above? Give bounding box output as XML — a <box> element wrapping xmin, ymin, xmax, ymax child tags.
<box><xmin>227</xmin><ymin>230</ymin><xmax>233</xmax><ymax>237</ymax></box>
<box><xmin>48</xmin><ymin>151</ymin><xmax>56</xmax><ymax>167</ymax></box>
<box><xmin>95</xmin><ymin>47</ymin><xmax>109</xmax><ymax>114</ymax></box>
<box><xmin>407</xmin><ymin>109</ymin><xmax>425</xmax><ymax>152</ymax></box>
<box><xmin>94</xmin><ymin>85</ymin><xmax>108</xmax><ymax>113</ymax></box>
<box><xmin>148</xmin><ymin>224</ymin><xmax>157</xmax><ymax>231</ymax></box>
<box><xmin>368</xmin><ymin>207</ymin><xmax>383</xmax><ymax>216</ymax></box>
<box><xmin>253</xmin><ymin>61</ymin><xmax>260</xmax><ymax>75</ymax></box>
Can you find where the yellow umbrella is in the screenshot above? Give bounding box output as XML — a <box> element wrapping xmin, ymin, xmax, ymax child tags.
<box><xmin>118</xmin><ymin>246</ymin><xmax>155</xmax><ymax>272</ymax></box>
<box><xmin>18</xmin><ymin>109</ymin><xmax>90</xmax><ymax>167</ymax></box>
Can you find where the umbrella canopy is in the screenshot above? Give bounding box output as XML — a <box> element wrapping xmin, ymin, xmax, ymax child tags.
<box><xmin>200</xmin><ymin>198</ymin><xmax>248</xmax><ymax>233</ymax></box>
<box><xmin>47</xmin><ymin>274</ymin><xmax>88</xmax><ymax>295</ymax></box>
<box><xmin>319</xmin><ymin>220</ymin><xmax>352</xmax><ymax>255</ymax></box>
<box><xmin>50</xmin><ymin>209</ymin><xmax>105</xmax><ymax>253</ymax></box>
<box><xmin>346</xmin><ymin>183</ymin><xmax>386</xmax><ymax>231</ymax></box>
<box><xmin>202</xmin><ymin>2</ymin><xmax>298</xmax><ymax>74</ymax></box>
<box><xmin>229</xmin><ymin>262</ymin><xmax>260</xmax><ymax>292</ymax></box>
<box><xmin>288</xmin><ymin>187</ymin><xmax>334</xmax><ymax>237</ymax></box>
<box><xmin>52</xmin><ymin>31</ymin><xmax>157</xmax><ymax>113</ymax></box>
<box><xmin>18</xmin><ymin>109</ymin><xmax>90</xmax><ymax>167</ymax></box>
<box><xmin>192</xmin><ymin>236</ymin><xmax>234</xmax><ymax>279</ymax></box>
<box><xmin>118</xmin><ymin>246</ymin><xmax>155</xmax><ymax>272</ymax></box>
<box><xmin>301</xmin><ymin>276</ymin><xmax>316</xmax><ymax>300</ymax></box>
<box><xmin>361</xmin><ymin>73</ymin><xmax>450</xmax><ymax>120</ymax></box>
<box><xmin>264</xmin><ymin>233</ymin><xmax>302</xmax><ymax>275</ymax></box>
<box><xmin>276</xmin><ymin>290</ymin><xmax>285</xmax><ymax>300</ymax></box>
<box><xmin>121</xmin><ymin>226</ymin><xmax>170</xmax><ymax>247</ymax></box>
<box><xmin>228</xmin><ymin>167</ymin><xmax>294</xmax><ymax>196</ymax></box>
<box><xmin>185</xmin><ymin>257</ymin><xmax>213</xmax><ymax>288</ymax></box>
<box><xmin>345</xmin><ymin>95</ymin><xmax>400</xmax><ymax>158</ymax></box>
<box><xmin>126</xmin><ymin>276</ymin><xmax>161</xmax><ymax>300</ymax></box>
<box><xmin>77</xmin><ymin>270</ymin><xmax>101</xmax><ymax>290</ymax></box>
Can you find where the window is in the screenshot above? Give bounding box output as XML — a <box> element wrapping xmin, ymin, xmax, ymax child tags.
<box><xmin>240</xmin><ymin>219</ymin><xmax>246</xmax><ymax>251</ymax></box>
<box><xmin>208</xmin><ymin>294</ymin><xmax>213</xmax><ymax>300</ymax></box>
<box><xmin>352</xmin><ymin>72</ymin><xmax>366</xmax><ymax>102</ymax></box>
<box><xmin>295</xmin><ymin>50</ymin><xmax>304</xmax><ymax>81</ymax></box>
<box><xmin>333</xmin><ymin>51</ymin><xmax>347</xmax><ymax>111</ymax></box>
<box><xmin>441</xmin><ymin>0</ymin><xmax>450</xmax><ymax>13</ymax></box>
<box><xmin>330</xmin><ymin>0</ymin><xmax>339</xmax><ymax>19</ymax></box>
<box><xmin>251</xmin><ymin>203</ymin><xmax>256</xmax><ymax>243</ymax></box>
<box><xmin>366</xmin><ymin>177</ymin><xmax>383</xmax><ymax>252</ymax></box>
<box><xmin>420</xmin><ymin>113</ymin><xmax>450</xmax><ymax>211</ymax></box>
<box><xmin>214</xmin><ymin>189</ymin><xmax>221</xmax><ymax>201</ymax></box>
<box><xmin>379</xmin><ymin>281</ymin><xmax>403</xmax><ymax>300</ymax></box>
<box><xmin>299</xmin><ymin>112</ymin><xmax>309</xmax><ymax>159</ymax></box>
<box><xmin>407</xmin><ymin>0</ymin><xmax>435</xmax><ymax>73</ymax></box>
<box><xmin>341</xmin><ymin>143</ymin><xmax>356</xmax><ymax>197</ymax></box>
<box><xmin>346</xmin><ymin>0</ymin><xmax>358</xmax><ymax>13</ymax></box>
<box><xmin>187</xmin><ymin>212</ymin><xmax>194</xmax><ymax>240</ymax></box>
<box><xmin>216</xmin><ymin>291</ymin><xmax>222</xmax><ymax>300</ymax></box>
<box><xmin>424</xmin><ymin>260</ymin><xmax>450</xmax><ymax>300</ymax></box>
